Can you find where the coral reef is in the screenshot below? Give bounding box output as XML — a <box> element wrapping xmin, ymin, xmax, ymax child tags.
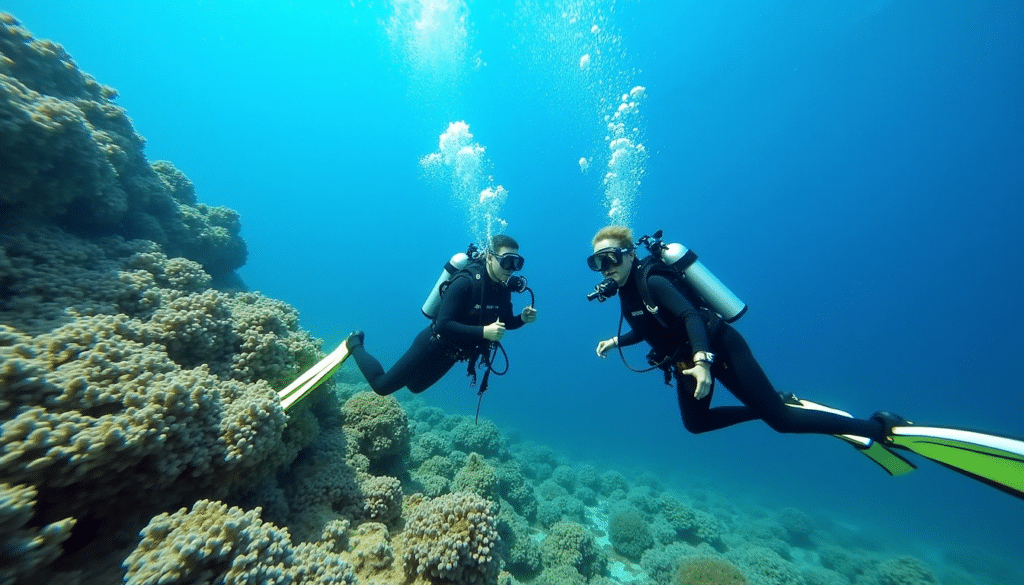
<box><xmin>122</xmin><ymin>499</ymin><xmax>357</xmax><ymax>585</ymax></box>
<box><xmin>496</xmin><ymin>507</ymin><xmax>541</xmax><ymax>580</ymax></box>
<box><xmin>340</xmin><ymin>391</ymin><xmax>410</xmax><ymax>466</ymax></box>
<box><xmin>0</xmin><ymin>482</ymin><xmax>76</xmax><ymax>585</ymax></box>
<box><xmin>776</xmin><ymin>507</ymin><xmax>816</xmax><ymax>547</ymax></box>
<box><xmin>541</xmin><ymin>521</ymin><xmax>609</xmax><ymax>580</ymax></box>
<box><xmin>0</xmin><ymin>16</ymin><xmax>246</xmax><ymax>282</ymax></box>
<box><xmin>870</xmin><ymin>556</ymin><xmax>938</xmax><ymax>585</ymax></box>
<box><xmin>451</xmin><ymin>418</ymin><xmax>507</xmax><ymax>457</ymax></box>
<box><xmin>675</xmin><ymin>556</ymin><xmax>748</xmax><ymax>585</ymax></box>
<box><xmin>608</xmin><ymin>506</ymin><xmax>655</xmax><ymax>561</ymax></box>
<box><xmin>343</xmin><ymin>521</ymin><xmax>395</xmax><ymax>573</ymax></box>
<box><xmin>725</xmin><ymin>546</ymin><xmax>803</xmax><ymax>585</ymax></box>
<box><xmin>401</xmin><ymin>491</ymin><xmax>502</xmax><ymax>585</ymax></box>
<box><xmin>662</xmin><ymin>495</ymin><xmax>725</xmax><ymax>551</ymax></box>
<box><xmin>453</xmin><ymin>451</ymin><xmax>501</xmax><ymax>506</ymax></box>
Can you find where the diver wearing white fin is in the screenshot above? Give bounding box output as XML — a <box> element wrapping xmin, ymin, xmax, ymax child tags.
<box><xmin>347</xmin><ymin>234</ymin><xmax>538</xmax><ymax>396</ymax></box>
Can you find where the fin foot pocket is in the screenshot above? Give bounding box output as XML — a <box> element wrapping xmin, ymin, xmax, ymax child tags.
<box><xmin>346</xmin><ymin>330</ymin><xmax>364</xmax><ymax>350</ymax></box>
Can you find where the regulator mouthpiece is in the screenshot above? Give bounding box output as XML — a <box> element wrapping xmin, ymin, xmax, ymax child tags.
<box><xmin>505</xmin><ymin>274</ymin><xmax>528</xmax><ymax>293</ymax></box>
<box><xmin>587</xmin><ymin>277</ymin><xmax>619</xmax><ymax>302</ymax></box>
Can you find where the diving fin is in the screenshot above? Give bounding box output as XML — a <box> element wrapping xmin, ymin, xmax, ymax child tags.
<box><xmin>886</xmin><ymin>425</ymin><xmax>1024</xmax><ymax>500</ymax></box>
<box><xmin>783</xmin><ymin>395</ymin><xmax>917</xmax><ymax>476</ymax></box>
<box><xmin>278</xmin><ymin>340</ymin><xmax>351</xmax><ymax>411</ymax></box>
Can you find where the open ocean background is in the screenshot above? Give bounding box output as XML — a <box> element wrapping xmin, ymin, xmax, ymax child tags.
<box><xmin>7</xmin><ymin>0</ymin><xmax>1021</xmax><ymax>572</ymax></box>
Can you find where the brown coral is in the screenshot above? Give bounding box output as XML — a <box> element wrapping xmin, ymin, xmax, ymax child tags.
<box><xmin>401</xmin><ymin>491</ymin><xmax>501</xmax><ymax>585</ymax></box>
<box><xmin>359</xmin><ymin>474</ymin><xmax>404</xmax><ymax>525</ymax></box>
<box><xmin>341</xmin><ymin>391</ymin><xmax>410</xmax><ymax>463</ymax></box>
<box><xmin>675</xmin><ymin>557</ymin><xmax>748</xmax><ymax>585</ymax></box>
<box><xmin>0</xmin><ymin>482</ymin><xmax>76</xmax><ymax>584</ymax></box>
<box><xmin>122</xmin><ymin>499</ymin><xmax>357</xmax><ymax>585</ymax></box>
<box><xmin>1</xmin><ymin>16</ymin><xmax>247</xmax><ymax>278</ymax></box>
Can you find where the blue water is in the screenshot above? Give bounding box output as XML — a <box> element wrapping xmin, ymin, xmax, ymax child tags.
<box><xmin>9</xmin><ymin>0</ymin><xmax>1021</xmax><ymax>569</ymax></box>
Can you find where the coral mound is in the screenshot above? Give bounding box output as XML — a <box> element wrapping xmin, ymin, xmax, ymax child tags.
<box><xmin>122</xmin><ymin>499</ymin><xmax>357</xmax><ymax>585</ymax></box>
<box><xmin>675</xmin><ymin>556</ymin><xmax>748</xmax><ymax>585</ymax></box>
<box><xmin>402</xmin><ymin>491</ymin><xmax>501</xmax><ymax>585</ymax></box>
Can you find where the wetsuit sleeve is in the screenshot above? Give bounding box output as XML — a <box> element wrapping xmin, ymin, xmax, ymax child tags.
<box><xmin>617</xmin><ymin>329</ymin><xmax>643</xmax><ymax>347</ymax></box>
<box><xmin>435</xmin><ymin>276</ymin><xmax>485</xmax><ymax>342</ymax></box>
<box><xmin>648</xmin><ymin>275</ymin><xmax>710</xmax><ymax>353</ymax></box>
<box><xmin>502</xmin><ymin>292</ymin><xmax>526</xmax><ymax>330</ymax></box>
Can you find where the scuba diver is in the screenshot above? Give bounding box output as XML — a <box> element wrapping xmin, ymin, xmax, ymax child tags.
<box><xmin>347</xmin><ymin>234</ymin><xmax>538</xmax><ymax>397</ymax></box>
<box><xmin>587</xmin><ymin>226</ymin><xmax>1024</xmax><ymax>499</ymax></box>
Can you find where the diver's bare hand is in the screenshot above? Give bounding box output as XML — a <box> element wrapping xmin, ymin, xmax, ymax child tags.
<box><xmin>521</xmin><ymin>306</ymin><xmax>538</xmax><ymax>324</ymax></box>
<box><xmin>680</xmin><ymin>362</ymin><xmax>713</xmax><ymax>399</ymax></box>
<box><xmin>483</xmin><ymin>319</ymin><xmax>506</xmax><ymax>341</ymax></box>
<box><xmin>595</xmin><ymin>336</ymin><xmax>618</xmax><ymax>358</ymax></box>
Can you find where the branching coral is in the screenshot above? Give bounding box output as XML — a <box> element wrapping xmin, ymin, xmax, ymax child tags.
<box><xmin>453</xmin><ymin>452</ymin><xmax>500</xmax><ymax>506</ymax></box>
<box><xmin>540</xmin><ymin>521</ymin><xmax>608</xmax><ymax>580</ymax></box>
<box><xmin>122</xmin><ymin>499</ymin><xmax>357</xmax><ymax>585</ymax></box>
<box><xmin>340</xmin><ymin>392</ymin><xmax>410</xmax><ymax>464</ymax></box>
<box><xmin>608</xmin><ymin>506</ymin><xmax>655</xmax><ymax>561</ymax></box>
<box><xmin>401</xmin><ymin>491</ymin><xmax>501</xmax><ymax>585</ymax></box>
<box><xmin>662</xmin><ymin>495</ymin><xmax>725</xmax><ymax>551</ymax></box>
<box><xmin>675</xmin><ymin>556</ymin><xmax>748</xmax><ymax>585</ymax></box>
<box><xmin>0</xmin><ymin>482</ymin><xmax>76</xmax><ymax>585</ymax></box>
<box><xmin>1</xmin><ymin>16</ymin><xmax>246</xmax><ymax>278</ymax></box>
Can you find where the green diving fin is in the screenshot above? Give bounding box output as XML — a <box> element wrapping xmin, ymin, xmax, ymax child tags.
<box><xmin>783</xmin><ymin>395</ymin><xmax>917</xmax><ymax>476</ymax></box>
<box><xmin>278</xmin><ymin>340</ymin><xmax>351</xmax><ymax>411</ymax></box>
<box><xmin>886</xmin><ymin>425</ymin><xmax>1024</xmax><ymax>500</ymax></box>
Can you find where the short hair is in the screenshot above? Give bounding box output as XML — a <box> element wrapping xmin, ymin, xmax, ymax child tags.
<box><xmin>490</xmin><ymin>234</ymin><xmax>519</xmax><ymax>252</ymax></box>
<box><xmin>592</xmin><ymin>226</ymin><xmax>633</xmax><ymax>249</ymax></box>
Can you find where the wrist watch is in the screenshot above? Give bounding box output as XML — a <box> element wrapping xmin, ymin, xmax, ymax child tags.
<box><xmin>694</xmin><ymin>351</ymin><xmax>715</xmax><ymax>365</ymax></box>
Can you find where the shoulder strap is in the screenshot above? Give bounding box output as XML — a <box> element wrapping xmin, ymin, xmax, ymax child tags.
<box><xmin>439</xmin><ymin>259</ymin><xmax>483</xmax><ymax>297</ymax></box>
<box><xmin>636</xmin><ymin>256</ymin><xmax>673</xmax><ymax>328</ymax></box>
<box><xmin>637</xmin><ymin>256</ymin><xmax>706</xmax><ymax>328</ymax></box>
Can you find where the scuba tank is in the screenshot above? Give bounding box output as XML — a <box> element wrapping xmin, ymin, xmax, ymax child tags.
<box><xmin>421</xmin><ymin>249</ymin><xmax>473</xmax><ymax>318</ymax></box>
<box><xmin>638</xmin><ymin>230</ymin><xmax>747</xmax><ymax>323</ymax></box>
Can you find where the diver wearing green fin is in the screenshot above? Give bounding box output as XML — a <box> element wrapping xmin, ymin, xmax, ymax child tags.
<box><xmin>586</xmin><ymin>226</ymin><xmax>1024</xmax><ymax>499</ymax></box>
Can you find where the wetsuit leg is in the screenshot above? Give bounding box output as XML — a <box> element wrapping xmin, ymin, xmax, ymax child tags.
<box><xmin>675</xmin><ymin>368</ymin><xmax>760</xmax><ymax>434</ymax></box>
<box><xmin>349</xmin><ymin>328</ymin><xmax>457</xmax><ymax>396</ymax></box>
<box><xmin>710</xmin><ymin>323</ymin><xmax>884</xmax><ymax>439</ymax></box>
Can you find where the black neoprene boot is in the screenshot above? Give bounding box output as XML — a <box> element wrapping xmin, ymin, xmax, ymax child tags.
<box><xmin>871</xmin><ymin>411</ymin><xmax>912</xmax><ymax>443</ymax></box>
<box><xmin>346</xmin><ymin>330</ymin><xmax>364</xmax><ymax>350</ymax></box>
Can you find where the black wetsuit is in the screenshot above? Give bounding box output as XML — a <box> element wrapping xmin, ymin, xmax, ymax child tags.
<box><xmin>616</xmin><ymin>260</ymin><xmax>885</xmax><ymax>440</ymax></box>
<box><xmin>350</xmin><ymin>262</ymin><xmax>524</xmax><ymax>395</ymax></box>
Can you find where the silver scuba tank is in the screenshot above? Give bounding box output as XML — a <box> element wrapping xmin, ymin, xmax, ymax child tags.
<box><xmin>661</xmin><ymin>242</ymin><xmax>747</xmax><ymax>323</ymax></box>
<box><xmin>421</xmin><ymin>252</ymin><xmax>470</xmax><ymax>318</ymax></box>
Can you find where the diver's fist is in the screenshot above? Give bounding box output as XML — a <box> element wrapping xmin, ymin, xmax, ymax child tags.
<box><xmin>521</xmin><ymin>306</ymin><xmax>538</xmax><ymax>323</ymax></box>
<box><xmin>483</xmin><ymin>319</ymin><xmax>506</xmax><ymax>341</ymax></box>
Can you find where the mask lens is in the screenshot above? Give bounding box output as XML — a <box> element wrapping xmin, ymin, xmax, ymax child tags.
<box><xmin>586</xmin><ymin>254</ymin><xmax>608</xmax><ymax>272</ymax></box>
<box><xmin>587</xmin><ymin>248</ymin><xmax>624</xmax><ymax>272</ymax></box>
<box><xmin>497</xmin><ymin>253</ymin><xmax>524</xmax><ymax>271</ymax></box>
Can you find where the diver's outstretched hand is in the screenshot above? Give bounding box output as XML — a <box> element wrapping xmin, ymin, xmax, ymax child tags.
<box><xmin>595</xmin><ymin>337</ymin><xmax>617</xmax><ymax>358</ymax></box>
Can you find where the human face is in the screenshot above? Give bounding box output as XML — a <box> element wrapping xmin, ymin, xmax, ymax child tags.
<box><xmin>486</xmin><ymin>246</ymin><xmax>523</xmax><ymax>283</ymax></box>
<box><xmin>591</xmin><ymin>238</ymin><xmax>634</xmax><ymax>286</ymax></box>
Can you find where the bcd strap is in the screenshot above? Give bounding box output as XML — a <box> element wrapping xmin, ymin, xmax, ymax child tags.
<box><xmin>636</xmin><ymin>257</ymin><xmax>669</xmax><ymax>328</ymax></box>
